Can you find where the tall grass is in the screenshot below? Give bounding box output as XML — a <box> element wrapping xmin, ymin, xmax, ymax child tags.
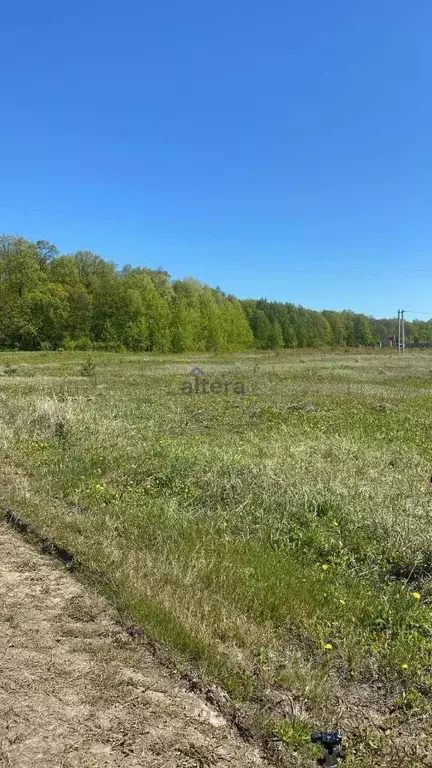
<box><xmin>1</xmin><ymin>349</ymin><xmax>431</xmax><ymax>766</ymax></box>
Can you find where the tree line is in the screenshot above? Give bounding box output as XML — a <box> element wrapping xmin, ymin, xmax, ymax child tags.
<box><xmin>1</xmin><ymin>235</ymin><xmax>430</xmax><ymax>351</ymax></box>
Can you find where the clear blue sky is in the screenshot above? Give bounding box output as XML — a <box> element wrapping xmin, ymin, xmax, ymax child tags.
<box><xmin>1</xmin><ymin>0</ymin><xmax>432</xmax><ymax>318</ymax></box>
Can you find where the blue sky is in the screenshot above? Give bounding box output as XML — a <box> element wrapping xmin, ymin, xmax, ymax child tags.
<box><xmin>1</xmin><ymin>0</ymin><xmax>431</xmax><ymax>318</ymax></box>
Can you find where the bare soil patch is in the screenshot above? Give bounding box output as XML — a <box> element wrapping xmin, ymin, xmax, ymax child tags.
<box><xmin>0</xmin><ymin>522</ymin><xmax>266</xmax><ymax>768</ymax></box>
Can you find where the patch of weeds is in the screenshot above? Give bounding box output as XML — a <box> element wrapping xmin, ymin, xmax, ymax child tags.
<box><xmin>79</xmin><ymin>356</ymin><xmax>97</xmax><ymax>377</ymax></box>
<box><xmin>3</xmin><ymin>361</ymin><xmax>18</xmax><ymax>375</ymax></box>
<box><xmin>393</xmin><ymin>688</ymin><xmax>425</xmax><ymax>714</ymax></box>
<box><xmin>267</xmin><ymin>716</ymin><xmax>315</xmax><ymax>753</ymax></box>
<box><xmin>276</xmin><ymin>662</ymin><xmax>330</xmax><ymax>708</ymax></box>
<box><xmin>54</xmin><ymin>418</ymin><xmax>69</xmax><ymax>439</ymax></box>
<box><xmin>385</xmin><ymin>553</ymin><xmax>432</xmax><ymax>583</ymax></box>
<box><xmin>27</xmin><ymin>397</ymin><xmax>72</xmax><ymax>441</ymax></box>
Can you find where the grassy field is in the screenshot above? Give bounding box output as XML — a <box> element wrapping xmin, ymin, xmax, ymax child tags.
<box><xmin>0</xmin><ymin>349</ymin><xmax>432</xmax><ymax>766</ymax></box>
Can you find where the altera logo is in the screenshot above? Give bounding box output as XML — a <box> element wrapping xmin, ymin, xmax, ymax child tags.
<box><xmin>179</xmin><ymin>366</ymin><xmax>245</xmax><ymax>395</ymax></box>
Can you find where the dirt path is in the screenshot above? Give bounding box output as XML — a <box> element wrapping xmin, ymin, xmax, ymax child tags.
<box><xmin>0</xmin><ymin>522</ymin><xmax>266</xmax><ymax>768</ymax></box>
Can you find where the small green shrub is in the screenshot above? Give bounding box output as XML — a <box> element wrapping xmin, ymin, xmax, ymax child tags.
<box><xmin>79</xmin><ymin>357</ymin><xmax>97</xmax><ymax>377</ymax></box>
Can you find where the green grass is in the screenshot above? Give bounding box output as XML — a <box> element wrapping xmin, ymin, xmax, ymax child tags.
<box><xmin>1</xmin><ymin>348</ymin><xmax>432</xmax><ymax>766</ymax></box>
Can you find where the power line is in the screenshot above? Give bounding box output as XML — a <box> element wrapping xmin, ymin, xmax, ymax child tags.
<box><xmin>396</xmin><ymin>309</ymin><xmax>432</xmax><ymax>356</ymax></box>
<box><xmin>1</xmin><ymin>239</ymin><xmax>432</xmax><ymax>281</ymax></box>
<box><xmin>2</xmin><ymin>201</ymin><xmax>432</xmax><ymax>261</ymax></box>
<box><xmin>2</xmin><ymin>201</ymin><xmax>432</xmax><ymax>285</ymax></box>
<box><xmin>0</xmin><ymin>203</ymin><xmax>155</xmax><ymax>228</ymax></box>
<box><xmin>401</xmin><ymin>309</ymin><xmax>432</xmax><ymax>316</ymax></box>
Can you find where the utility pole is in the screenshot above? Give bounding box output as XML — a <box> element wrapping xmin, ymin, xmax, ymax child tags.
<box><xmin>401</xmin><ymin>309</ymin><xmax>405</xmax><ymax>354</ymax></box>
<box><xmin>397</xmin><ymin>309</ymin><xmax>401</xmax><ymax>354</ymax></box>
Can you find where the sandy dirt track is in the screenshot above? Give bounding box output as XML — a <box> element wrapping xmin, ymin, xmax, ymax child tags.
<box><xmin>0</xmin><ymin>522</ymin><xmax>266</xmax><ymax>767</ymax></box>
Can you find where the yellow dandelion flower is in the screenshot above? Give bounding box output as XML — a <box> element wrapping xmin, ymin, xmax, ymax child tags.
<box><xmin>401</xmin><ymin>663</ymin><xmax>409</xmax><ymax>670</ymax></box>
<box><xmin>324</xmin><ymin>643</ymin><xmax>333</xmax><ymax>651</ymax></box>
<box><xmin>322</xmin><ymin>564</ymin><xmax>329</xmax><ymax>571</ymax></box>
<box><xmin>411</xmin><ymin>592</ymin><xmax>421</xmax><ymax>601</ymax></box>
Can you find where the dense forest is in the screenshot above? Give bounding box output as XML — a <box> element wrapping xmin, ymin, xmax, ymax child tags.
<box><xmin>1</xmin><ymin>234</ymin><xmax>431</xmax><ymax>351</ymax></box>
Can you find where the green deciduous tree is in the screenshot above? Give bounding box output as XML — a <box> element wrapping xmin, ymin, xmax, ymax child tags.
<box><xmin>1</xmin><ymin>231</ymin><xmax>427</xmax><ymax>352</ymax></box>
